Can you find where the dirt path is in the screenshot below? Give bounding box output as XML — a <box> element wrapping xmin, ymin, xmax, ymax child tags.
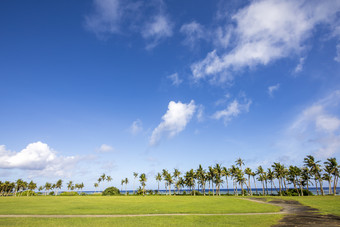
<box><xmin>245</xmin><ymin>198</ymin><xmax>340</xmax><ymax>227</ymax></box>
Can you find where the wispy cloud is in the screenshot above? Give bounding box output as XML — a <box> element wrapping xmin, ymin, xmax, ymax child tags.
<box><xmin>268</xmin><ymin>83</ymin><xmax>280</xmax><ymax>97</ymax></box>
<box><xmin>213</xmin><ymin>97</ymin><xmax>252</xmax><ymax>125</ymax></box>
<box><xmin>287</xmin><ymin>90</ymin><xmax>340</xmax><ymax>158</ymax></box>
<box><xmin>129</xmin><ymin>119</ymin><xmax>143</xmax><ymax>135</ymax></box>
<box><xmin>150</xmin><ymin>100</ymin><xmax>196</xmax><ymax>146</ymax></box>
<box><xmin>167</xmin><ymin>73</ymin><xmax>182</xmax><ymax>86</ymax></box>
<box><xmin>180</xmin><ymin>21</ymin><xmax>206</xmax><ymax>48</ymax></box>
<box><xmin>191</xmin><ymin>0</ymin><xmax>340</xmax><ymax>83</ymax></box>
<box><xmin>294</xmin><ymin>57</ymin><xmax>305</xmax><ymax>73</ymax></box>
<box><xmin>142</xmin><ymin>14</ymin><xmax>173</xmax><ymax>49</ymax></box>
<box><xmin>96</xmin><ymin>144</ymin><xmax>114</xmax><ymax>153</ymax></box>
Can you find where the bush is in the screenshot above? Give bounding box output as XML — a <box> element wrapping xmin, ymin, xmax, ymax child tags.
<box><xmin>102</xmin><ymin>187</ymin><xmax>120</xmax><ymax>196</ymax></box>
<box><xmin>190</xmin><ymin>190</ymin><xmax>201</xmax><ymax>195</ymax></box>
<box><xmin>282</xmin><ymin>189</ymin><xmax>313</xmax><ymax>196</ymax></box>
<box><xmin>21</xmin><ymin>190</ymin><xmax>37</xmax><ymax>196</ymax></box>
<box><xmin>59</xmin><ymin>191</ymin><xmax>79</xmax><ymax>196</ymax></box>
<box><xmin>80</xmin><ymin>192</ymin><xmax>87</xmax><ymax>196</ymax></box>
<box><xmin>49</xmin><ymin>191</ymin><xmax>55</xmax><ymax>196</ymax></box>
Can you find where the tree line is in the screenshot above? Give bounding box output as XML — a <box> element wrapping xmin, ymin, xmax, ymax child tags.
<box><xmin>0</xmin><ymin>155</ymin><xmax>338</xmax><ymax>196</ymax></box>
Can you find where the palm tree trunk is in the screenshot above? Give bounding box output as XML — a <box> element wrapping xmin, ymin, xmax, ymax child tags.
<box><xmin>315</xmin><ymin>180</ymin><xmax>319</xmax><ymax>195</ymax></box>
<box><xmin>253</xmin><ymin>177</ymin><xmax>258</xmax><ymax>195</ymax></box>
<box><xmin>319</xmin><ymin>178</ymin><xmax>325</xmax><ymax>196</ymax></box>
<box><xmin>334</xmin><ymin>176</ymin><xmax>337</xmax><ymax>195</ymax></box>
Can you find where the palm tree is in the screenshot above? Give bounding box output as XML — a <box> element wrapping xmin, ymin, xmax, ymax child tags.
<box><xmin>304</xmin><ymin>155</ymin><xmax>324</xmax><ymax>196</ymax></box>
<box><xmin>121</xmin><ymin>179</ymin><xmax>125</xmax><ymax>193</ymax></box>
<box><xmin>288</xmin><ymin>166</ymin><xmax>301</xmax><ymax>196</ymax></box>
<box><xmin>324</xmin><ymin>157</ymin><xmax>339</xmax><ymax>195</ymax></box>
<box><xmin>236</xmin><ymin>158</ymin><xmax>245</xmax><ymax>171</ymax></box>
<box><xmin>165</xmin><ymin>173</ymin><xmax>173</xmax><ymax>195</ymax></box>
<box><xmin>267</xmin><ymin>168</ymin><xmax>276</xmax><ymax>195</ymax></box>
<box><xmin>106</xmin><ymin>176</ymin><xmax>112</xmax><ymax>185</ymax></box>
<box><xmin>133</xmin><ymin>172</ymin><xmax>138</xmax><ymax>194</ymax></box>
<box><xmin>155</xmin><ymin>173</ymin><xmax>162</xmax><ymax>194</ymax></box>
<box><xmin>79</xmin><ymin>182</ymin><xmax>84</xmax><ymax>193</ymax></box>
<box><xmin>272</xmin><ymin>162</ymin><xmax>285</xmax><ymax>196</ymax></box>
<box><xmin>124</xmin><ymin>178</ymin><xmax>129</xmax><ymax>195</ymax></box>
<box><xmin>162</xmin><ymin>169</ymin><xmax>169</xmax><ymax>194</ymax></box>
<box><xmin>139</xmin><ymin>173</ymin><xmax>147</xmax><ymax>196</ymax></box>
<box><xmin>244</xmin><ymin>167</ymin><xmax>252</xmax><ymax>195</ymax></box>
<box><xmin>256</xmin><ymin>166</ymin><xmax>265</xmax><ymax>195</ymax></box>
<box><xmin>27</xmin><ymin>180</ymin><xmax>37</xmax><ymax>196</ymax></box>
<box><xmin>45</xmin><ymin>182</ymin><xmax>51</xmax><ymax>196</ymax></box>
<box><xmin>208</xmin><ymin>166</ymin><xmax>215</xmax><ymax>196</ymax></box>
<box><xmin>185</xmin><ymin>169</ymin><xmax>195</xmax><ymax>195</ymax></box>
<box><xmin>100</xmin><ymin>173</ymin><xmax>106</xmax><ymax>191</ymax></box>
<box><xmin>251</xmin><ymin>171</ymin><xmax>258</xmax><ymax>195</ymax></box>
<box><xmin>222</xmin><ymin>167</ymin><xmax>229</xmax><ymax>194</ymax></box>
<box><xmin>67</xmin><ymin>181</ymin><xmax>73</xmax><ymax>192</ymax></box>
<box><xmin>214</xmin><ymin>164</ymin><xmax>223</xmax><ymax>196</ymax></box>
<box><xmin>94</xmin><ymin>183</ymin><xmax>98</xmax><ymax>193</ymax></box>
<box><xmin>97</xmin><ymin>178</ymin><xmax>102</xmax><ymax>192</ymax></box>
<box><xmin>196</xmin><ymin>165</ymin><xmax>206</xmax><ymax>195</ymax></box>
<box><xmin>55</xmin><ymin>179</ymin><xmax>62</xmax><ymax>196</ymax></box>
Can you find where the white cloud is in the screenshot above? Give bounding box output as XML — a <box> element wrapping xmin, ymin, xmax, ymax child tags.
<box><xmin>167</xmin><ymin>73</ymin><xmax>182</xmax><ymax>86</ymax></box>
<box><xmin>288</xmin><ymin>90</ymin><xmax>340</xmax><ymax>157</ymax></box>
<box><xmin>213</xmin><ymin>98</ymin><xmax>252</xmax><ymax>125</ymax></box>
<box><xmin>335</xmin><ymin>44</ymin><xmax>340</xmax><ymax>62</ymax></box>
<box><xmin>130</xmin><ymin>119</ymin><xmax>143</xmax><ymax>135</ymax></box>
<box><xmin>268</xmin><ymin>83</ymin><xmax>280</xmax><ymax>97</ymax></box>
<box><xmin>180</xmin><ymin>21</ymin><xmax>206</xmax><ymax>48</ymax></box>
<box><xmin>142</xmin><ymin>14</ymin><xmax>173</xmax><ymax>49</ymax></box>
<box><xmin>191</xmin><ymin>0</ymin><xmax>340</xmax><ymax>82</ymax></box>
<box><xmin>150</xmin><ymin>100</ymin><xmax>196</xmax><ymax>145</ymax></box>
<box><xmin>97</xmin><ymin>144</ymin><xmax>114</xmax><ymax>153</ymax></box>
<box><xmin>294</xmin><ymin>57</ymin><xmax>305</xmax><ymax>73</ymax></box>
<box><xmin>0</xmin><ymin>142</ymin><xmax>77</xmax><ymax>177</ymax></box>
<box><xmin>196</xmin><ymin>104</ymin><xmax>205</xmax><ymax>122</ymax></box>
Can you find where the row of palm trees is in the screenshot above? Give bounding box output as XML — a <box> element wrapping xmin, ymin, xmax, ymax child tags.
<box><xmin>117</xmin><ymin>156</ymin><xmax>339</xmax><ymax>196</ymax></box>
<box><xmin>0</xmin><ymin>179</ymin><xmax>86</xmax><ymax>196</ymax></box>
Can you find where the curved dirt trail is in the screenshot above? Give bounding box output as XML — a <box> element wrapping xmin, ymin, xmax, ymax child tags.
<box><xmin>244</xmin><ymin>198</ymin><xmax>340</xmax><ymax>227</ymax></box>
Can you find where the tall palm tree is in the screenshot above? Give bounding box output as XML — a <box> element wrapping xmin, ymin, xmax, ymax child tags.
<box><xmin>94</xmin><ymin>183</ymin><xmax>98</xmax><ymax>193</ymax></box>
<box><xmin>288</xmin><ymin>166</ymin><xmax>301</xmax><ymax>196</ymax></box>
<box><xmin>256</xmin><ymin>166</ymin><xmax>265</xmax><ymax>195</ymax></box>
<box><xmin>267</xmin><ymin>168</ymin><xmax>275</xmax><ymax>195</ymax></box>
<box><xmin>67</xmin><ymin>181</ymin><xmax>73</xmax><ymax>192</ymax></box>
<box><xmin>45</xmin><ymin>182</ymin><xmax>52</xmax><ymax>196</ymax></box>
<box><xmin>250</xmin><ymin>172</ymin><xmax>258</xmax><ymax>195</ymax></box>
<box><xmin>304</xmin><ymin>155</ymin><xmax>324</xmax><ymax>196</ymax></box>
<box><xmin>222</xmin><ymin>167</ymin><xmax>230</xmax><ymax>194</ymax></box>
<box><xmin>324</xmin><ymin>157</ymin><xmax>338</xmax><ymax>195</ymax></box>
<box><xmin>165</xmin><ymin>173</ymin><xmax>173</xmax><ymax>196</ymax></box>
<box><xmin>185</xmin><ymin>169</ymin><xmax>195</xmax><ymax>195</ymax></box>
<box><xmin>27</xmin><ymin>180</ymin><xmax>37</xmax><ymax>196</ymax></box>
<box><xmin>121</xmin><ymin>179</ymin><xmax>125</xmax><ymax>193</ymax></box>
<box><xmin>155</xmin><ymin>173</ymin><xmax>162</xmax><ymax>194</ymax></box>
<box><xmin>173</xmin><ymin>169</ymin><xmax>181</xmax><ymax>195</ymax></box>
<box><xmin>55</xmin><ymin>179</ymin><xmax>62</xmax><ymax>196</ymax></box>
<box><xmin>196</xmin><ymin>165</ymin><xmax>206</xmax><ymax>195</ymax></box>
<box><xmin>139</xmin><ymin>173</ymin><xmax>147</xmax><ymax>196</ymax></box>
<box><xmin>162</xmin><ymin>169</ymin><xmax>169</xmax><ymax>194</ymax></box>
<box><xmin>214</xmin><ymin>164</ymin><xmax>223</xmax><ymax>196</ymax></box>
<box><xmin>133</xmin><ymin>172</ymin><xmax>138</xmax><ymax>194</ymax></box>
<box><xmin>208</xmin><ymin>166</ymin><xmax>215</xmax><ymax>196</ymax></box>
<box><xmin>124</xmin><ymin>177</ymin><xmax>129</xmax><ymax>195</ymax></box>
<box><xmin>106</xmin><ymin>176</ymin><xmax>112</xmax><ymax>185</ymax></box>
<box><xmin>244</xmin><ymin>167</ymin><xmax>252</xmax><ymax>195</ymax></box>
<box><xmin>272</xmin><ymin>162</ymin><xmax>285</xmax><ymax>196</ymax></box>
<box><xmin>236</xmin><ymin>158</ymin><xmax>245</xmax><ymax>171</ymax></box>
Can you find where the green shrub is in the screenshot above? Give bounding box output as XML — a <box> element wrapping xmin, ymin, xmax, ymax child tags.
<box><xmin>21</xmin><ymin>190</ymin><xmax>37</xmax><ymax>196</ymax></box>
<box><xmin>59</xmin><ymin>191</ymin><xmax>79</xmax><ymax>196</ymax></box>
<box><xmin>102</xmin><ymin>187</ymin><xmax>120</xmax><ymax>196</ymax></box>
<box><xmin>49</xmin><ymin>191</ymin><xmax>55</xmax><ymax>196</ymax></box>
<box><xmin>281</xmin><ymin>189</ymin><xmax>313</xmax><ymax>196</ymax></box>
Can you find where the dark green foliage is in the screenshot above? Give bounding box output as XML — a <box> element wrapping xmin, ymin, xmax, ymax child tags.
<box><xmin>102</xmin><ymin>187</ymin><xmax>120</xmax><ymax>196</ymax></box>
<box><xmin>59</xmin><ymin>191</ymin><xmax>79</xmax><ymax>196</ymax></box>
<box><xmin>49</xmin><ymin>191</ymin><xmax>55</xmax><ymax>196</ymax></box>
<box><xmin>21</xmin><ymin>190</ymin><xmax>37</xmax><ymax>196</ymax></box>
<box><xmin>282</xmin><ymin>189</ymin><xmax>313</xmax><ymax>196</ymax></box>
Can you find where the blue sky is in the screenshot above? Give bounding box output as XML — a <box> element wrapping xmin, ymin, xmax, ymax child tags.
<box><xmin>1</xmin><ymin>0</ymin><xmax>340</xmax><ymax>190</ymax></box>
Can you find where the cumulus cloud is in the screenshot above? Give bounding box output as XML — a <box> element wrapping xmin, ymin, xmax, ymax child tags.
<box><xmin>167</xmin><ymin>73</ymin><xmax>182</xmax><ymax>86</ymax></box>
<box><xmin>97</xmin><ymin>144</ymin><xmax>114</xmax><ymax>153</ymax></box>
<box><xmin>0</xmin><ymin>142</ymin><xmax>77</xmax><ymax>177</ymax></box>
<box><xmin>289</xmin><ymin>90</ymin><xmax>340</xmax><ymax>157</ymax></box>
<box><xmin>213</xmin><ymin>98</ymin><xmax>252</xmax><ymax>125</ymax></box>
<box><xmin>129</xmin><ymin>119</ymin><xmax>143</xmax><ymax>135</ymax></box>
<box><xmin>150</xmin><ymin>100</ymin><xmax>196</xmax><ymax>145</ymax></box>
<box><xmin>268</xmin><ymin>83</ymin><xmax>280</xmax><ymax>97</ymax></box>
<box><xmin>191</xmin><ymin>0</ymin><xmax>340</xmax><ymax>82</ymax></box>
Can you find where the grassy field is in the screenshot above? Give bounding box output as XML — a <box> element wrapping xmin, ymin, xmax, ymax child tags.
<box><xmin>0</xmin><ymin>196</ymin><xmax>283</xmax><ymax>226</ymax></box>
<box><xmin>274</xmin><ymin>196</ymin><xmax>340</xmax><ymax>216</ymax></box>
<box><xmin>0</xmin><ymin>196</ymin><xmax>280</xmax><ymax>215</ymax></box>
<box><xmin>0</xmin><ymin>215</ymin><xmax>283</xmax><ymax>227</ymax></box>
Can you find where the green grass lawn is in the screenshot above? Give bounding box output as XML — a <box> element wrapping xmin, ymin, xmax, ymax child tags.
<box><xmin>0</xmin><ymin>215</ymin><xmax>283</xmax><ymax>227</ymax></box>
<box><xmin>0</xmin><ymin>196</ymin><xmax>280</xmax><ymax>215</ymax></box>
<box><xmin>277</xmin><ymin>196</ymin><xmax>340</xmax><ymax>216</ymax></box>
